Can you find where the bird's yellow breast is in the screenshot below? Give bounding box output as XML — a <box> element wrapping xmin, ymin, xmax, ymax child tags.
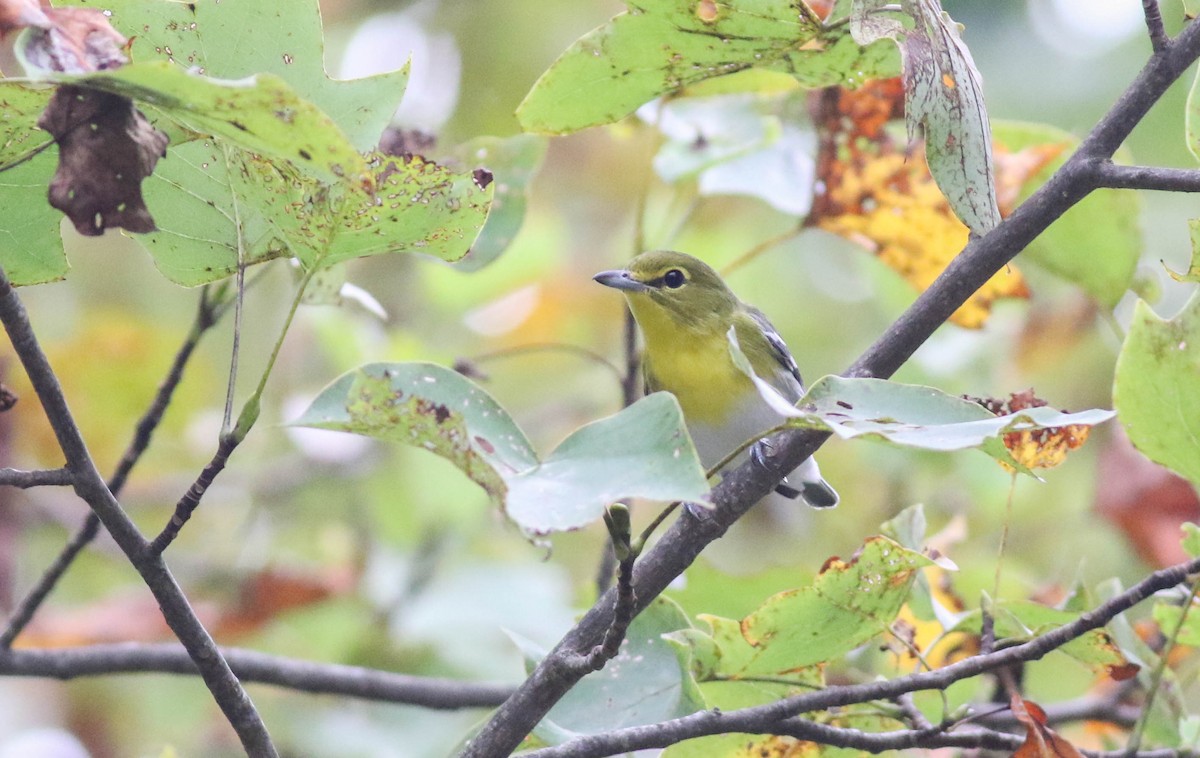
<box><xmin>630</xmin><ymin>297</ymin><xmax>753</xmax><ymax>424</ymax></box>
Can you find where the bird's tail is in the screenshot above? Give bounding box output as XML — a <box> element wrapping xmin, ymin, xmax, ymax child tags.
<box><xmin>777</xmin><ymin>456</ymin><xmax>839</xmax><ymax>509</ymax></box>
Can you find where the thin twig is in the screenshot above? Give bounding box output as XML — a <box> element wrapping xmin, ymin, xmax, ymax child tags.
<box><xmin>0</xmin><ymin>467</ymin><xmax>72</xmax><ymax>488</ymax></box>
<box><xmin>0</xmin><ymin>513</ymin><xmax>98</xmax><ymax>649</ymax></box>
<box><xmin>1141</xmin><ymin>0</ymin><xmax>1169</xmax><ymax>53</ymax></box>
<box><xmin>1128</xmin><ymin>577</ymin><xmax>1200</xmax><ymax>753</ymax></box>
<box><xmin>148</xmin><ymin>432</ymin><xmax>238</xmax><ymax>555</ymax></box>
<box><xmin>0</xmin><ymin>268</ymin><xmax>277</xmax><ymax>757</ymax></box>
<box><xmin>0</xmin><ymin>642</ymin><xmax>514</xmax><ymax>708</ymax></box>
<box><xmin>460</xmin><ymin>20</ymin><xmax>1200</xmax><ymax>756</ymax></box>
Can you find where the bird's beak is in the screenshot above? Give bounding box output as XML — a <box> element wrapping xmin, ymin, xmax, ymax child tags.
<box><xmin>593</xmin><ymin>269</ymin><xmax>650</xmax><ymax>293</ymax></box>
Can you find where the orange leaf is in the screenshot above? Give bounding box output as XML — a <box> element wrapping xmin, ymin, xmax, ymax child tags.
<box><xmin>1011</xmin><ymin>696</ymin><xmax>1085</xmax><ymax>758</ymax></box>
<box><xmin>969</xmin><ymin>389</ymin><xmax>1093</xmax><ymax>471</ymax></box>
<box><xmin>811</xmin><ymin>79</ymin><xmax>1057</xmax><ymax>328</ymax></box>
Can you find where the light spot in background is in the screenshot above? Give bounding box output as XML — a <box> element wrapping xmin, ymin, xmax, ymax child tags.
<box><xmin>1028</xmin><ymin>0</ymin><xmax>1143</xmax><ymax>58</ymax></box>
<box><xmin>338</xmin><ymin>0</ymin><xmax>461</xmax><ymax>131</ymax></box>
<box><xmin>463</xmin><ymin>284</ymin><xmax>541</xmax><ymax>336</ymax></box>
<box><xmin>283</xmin><ymin>395</ymin><xmax>374</xmax><ymax>464</ymax></box>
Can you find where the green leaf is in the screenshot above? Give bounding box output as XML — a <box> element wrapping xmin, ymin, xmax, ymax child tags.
<box><xmin>525</xmin><ymin>597</ymin><xmax>705</xmax><ymax>744</ymax></box>
<box><xmin>0</xmin><ymin>149</ymin><xmax>67</xmax><ymax>285</ymax></box>
<box><xmin>1183</xmin><ymin>523</ymin><xmax>1200</xmax><ymax>559</ymax></box>
<box><xmin>0</xmin><ymin>85</ymin><xmax>52</xmax><ymax>169</ymax></box>
<box><xmin>292</xmin><ymin>363</ymin><xmax>709</xmax><ymax>533</ymax></box>
<box><xmin>950</xmin><ymin>600</ymin><xmax>1139</xmax><ymax>677</ymax></box>
<box><xmin>994</xmin><ymin>121</ymin><xmax>1140</xmax><ymax>306</ymax></box>
<box><xmin>517</xmin><ymin>0</ymin><xmax>895</xmax><ymax>134</ymax></box>
<box><xmin>77</xmin><ymin>0</ymin><xmax>406</xmax><ymax>151</ymax></box>
<box><xmin>851</xmin><ymin>0</ymin><xmax>1000</xmax><ymax>235</ymax></box>
<box><xmin>1153</xmin><ymin>600</ymin><xmax>1200</xmax><ymax>648</ymax></box>
<box><xmin>280</xmin><ymin>153</ymin><xmax>494</xmax><ymax>271</ymax></box>
<box><xmin>70</xmin><ymin>62</ymin><xmax>369</xmax><ymax>186</ymax></box>
<box><xmin>445</xmin><ymin>135</ymin><xmax>547</xmax><ymax>272</ymax></box>
<box><xmin>1167</xmin><ymin>219</ymin><xmax>1200</xmax><ymax>284</ymax></box>
<box><xmin>1115</xmin><ymin>295</ymin><xmax>1200</xmax><ymax>487</ymax></box>
<box><xmin>792</xmin><ymin>376</ymin><xmax>1115</xmax><ymax>472</ymax></box>
<box><xmin>668</xmin><ymin>537</ymin><xmax>932</xmax><ymax>678</ymax></box>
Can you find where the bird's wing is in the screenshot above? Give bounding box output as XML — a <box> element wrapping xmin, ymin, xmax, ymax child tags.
<box><xmin>739</xmin><ymin>307</ymin><xmax>805</xmax><ymax>404</ymax></box>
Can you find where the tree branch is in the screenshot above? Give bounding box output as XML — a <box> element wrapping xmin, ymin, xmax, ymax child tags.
<box><xmin>1089</xmin><ymin>161</ymin><xmax>1200</xmax><ymax>192</ymax></box>
<box><xmin>0</xmin><ymin>643</ymin><xmax>514</xmax><ymax>709</ymax></box>
<box><xmin>460</xmin><ymin>19</ymin><xmax>1200</xmax><ymax>757</ymax></box>
<box><xmin>1142</xmin><ymin>0</ymin><xmax>1169</xmax><ymax>53</ymax></box>
<box><xmin>1</xmin><ymin>288</ymin><xmax>223</xmax><ymax>649</ymax></box>
<box><xmin>0</xmin><ymin>270</ymin><xmax>278</xmax><ymax>757</ymax></box>
<box><xmin>0</xmin><ymin>467</ymin><xmax>72</xmax><ymax>488</ymax></box>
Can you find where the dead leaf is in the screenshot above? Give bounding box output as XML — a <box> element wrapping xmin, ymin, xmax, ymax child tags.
<box><xmin>1096</xmin><ymin>426</ymin><xmax>1200</xmax><ymax>567</ymax></box>
<box><xmin>38</xmin><ymin>85</ymin><xmax>168</xmax><ymax>236</ymax></box>
<box><xmin>968</xmin><ymin>389</ymin><xmax>1092</xmax><ymax>471</ymax></box>
<box><xmin>1011</xmin><ymin>696</ymin><xmax>1085</xmax><ymax>758</ymax></box>
<box><xmin>810</xmin><ymin>79</ymin><xmax>1041</xmax><ymax>328</ymax></box>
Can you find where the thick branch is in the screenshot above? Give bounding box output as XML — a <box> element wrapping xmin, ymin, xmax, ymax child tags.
<box><xmin>0</xmin><ymin>643</ymin><xmax>514</xmax><ymax>709</ymax></box>
<box><xmin>0</xmin><ymin>271</ymin><xmax>277</xmax><ymax>757</ymax></box>
<box><xmin>461</xmin><ymin>18</ymin><xmax>1200</xmax><ymax>757</ymax></box>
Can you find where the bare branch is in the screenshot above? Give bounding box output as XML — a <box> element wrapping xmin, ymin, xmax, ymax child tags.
<box><xmin>0</xmin><ymin>467</ymin><xmax>72</xmax><ymax>488</ymax></box>
<box><xmin>0</xmin><ymin>269</ymin><xmax>277</xmax><ymax>757</ymax></box>
<box><xmin>1142</xmin><ymin>0</ymin><xmax>1169</xmax><ymax>53</ymax></box>
<box><xmin>1089</xmin><ymin>161</ymin><xmax>1200</xmax><ymax>192</ymax></box>
<box><xmin>0</xmin><ymin>513</ymin><xmax>99</xmax><ymax>649</ymax></box>
<box><xmin>461</xmin><ymin>20</ymin><xmax>1200</xmax><ymax>755</ymax></box>
<box><xmin>149</xmin><ymin>432</ymin><xmax>238</xmax><ymax>555</ymax></box>
<box><xmin>0</xmin><ymin>643</ymin><xmax>514</xmax><ymax>709</ymax></box>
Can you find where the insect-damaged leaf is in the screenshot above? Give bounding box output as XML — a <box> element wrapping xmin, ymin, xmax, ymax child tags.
<box><xmin>517</xmin><ymin>0</ymin><xmax>896</xmax><ymax>135</ymax></box>
<box><xmin>851</xmin><ymin>0</ymin><xmax>1000</xmax><ymax>235</ymax></box>
<box><xmin>293</xmin><ymin>363</ymin><xmax>709</xmax><ymax>534</ymax></box>
<box><xmin>667</xmin><ymin>537</ymin><xmax>932</xmax><ymax>677</ymax></box>
<box><xmin>797</xmin><ymin>376</ymin><xmax>1114</xmax><ymax>472</ymax></box>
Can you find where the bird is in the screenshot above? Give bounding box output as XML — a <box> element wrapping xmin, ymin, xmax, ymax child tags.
<box><xmin>594</xmin><ymin>249</ymin><xmax>838</xmax><ymax>509</ymax></box>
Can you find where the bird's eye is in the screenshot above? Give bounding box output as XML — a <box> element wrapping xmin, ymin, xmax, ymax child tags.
<box><xmin>663</xmin><ymin>269</ymin><xmax>686</xmax><ymax>288</ymax></box>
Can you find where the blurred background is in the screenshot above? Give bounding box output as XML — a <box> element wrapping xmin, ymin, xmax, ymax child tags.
<box><xmin>1</xmin><ymin>0</ymin><xmax>1199</xmax><ymax>755</ymax></box>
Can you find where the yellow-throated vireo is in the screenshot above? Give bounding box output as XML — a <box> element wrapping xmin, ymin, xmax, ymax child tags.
<box><xmin>594</xmin><ymin>250</ymin><xmax>838</xmax><ymax>509</ymax></box>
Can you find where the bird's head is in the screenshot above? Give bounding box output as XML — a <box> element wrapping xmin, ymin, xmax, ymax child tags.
<box><xmin>593</xmin><ymin>250</ymin><xmax>736</xmax><ymax>333</ymax></box>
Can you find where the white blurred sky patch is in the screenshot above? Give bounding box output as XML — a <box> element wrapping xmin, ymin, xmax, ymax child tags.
<box><xmin>338</xmin><ymin>0</ymin><xmax>461</xmax><ymax>131</ymax></box>
<box><xmin>1029</xmin><ymin>0</ymin><xmax>1144</xmax><ymax>58</ymax></box>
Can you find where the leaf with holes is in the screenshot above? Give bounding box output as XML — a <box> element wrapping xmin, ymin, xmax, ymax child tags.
<box><xmin>517</xmin><ymin>0</ymin><xmax>896</xmax><ymax>134</ymax></box>
<box><xmin>667</xmin><ymin>537</ymin><xmax>932</xmax><ymax>678</ymax></box>
<box><xmin>292</xmin><ymin>363</ymin><xmax>709</xmax><ymax>534</ymax></box>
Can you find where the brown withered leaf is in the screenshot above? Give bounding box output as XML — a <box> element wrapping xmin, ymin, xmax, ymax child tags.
<box><xmin>1097</xmin><ymin>426</ymin><xmax>1200</xmax><ymax>567</ymax></box>
<box><xmin>969</xmin><ymin>389</ymin><xmax>1092</xmax><ymax>471</ymax></box>
<box><xmin>1011</xmin><ymin>696</ymin><xmax>1085</xmax><ymax>758</ymax></box>
<box><xmin>811</xmin><ymin>79</ymin><xmax>1058</xmax><ymax>328</ymax></box>
<box><xmin>38</xmin><ymin>85</ymin><xmax>168</xmax><ymax>236</ymax></box>
<box><xmin>0</xmin><ymin>0</ymin><xmax>49</xmax><ymax>36</ymax></box>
